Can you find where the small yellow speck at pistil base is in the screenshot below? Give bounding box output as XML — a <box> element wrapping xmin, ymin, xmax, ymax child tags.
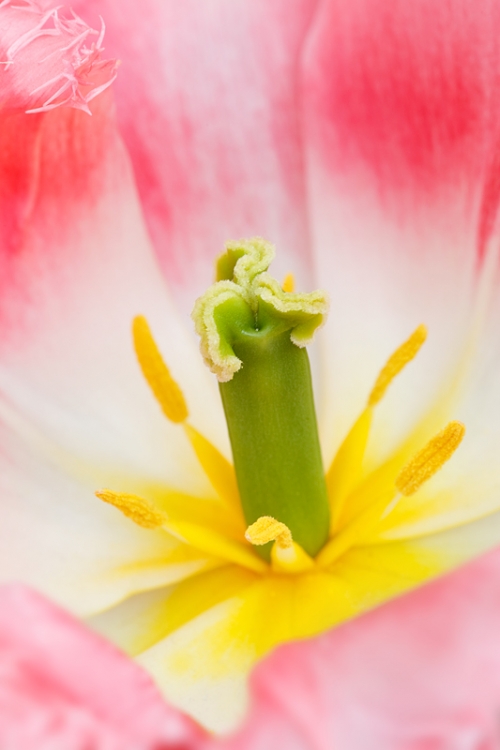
<box><xmin>282</xmin><ymin>273</ymin><xmax>295</xmax><ymax>293</ymax></box>
<box><xmin>395</xmin><ymin>421</ymin><xmax>466</xmax><ymax>496</ymax></box>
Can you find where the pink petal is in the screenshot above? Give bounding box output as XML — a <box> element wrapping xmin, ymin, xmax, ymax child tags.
<box><xmin>0</xmin><ymin>0</ymin><xmax>117</xmax><ymax>115</ymax></box>
<box><xmin>211</xmin><ymin>551</ymin><xmax>500</xmax><ymax>750</ymax></box>
<box><xmin>0</xmin><ymin>584</ymin><xmax>202</xmax><ymax>749</ymax></box>
<box><xmin>298</xmin><ymin>0</ymin><xmax>500</xmax><ymax>461</ymax></box>
<box><xmin>303</xmin><ymin>0</ymin><xmax>500</xmax><ymax>244</ymax></box>
<box><xmin>69</xmin><ymin>0</ymin><xmax>318</xmax><ymax>301</ymax></box>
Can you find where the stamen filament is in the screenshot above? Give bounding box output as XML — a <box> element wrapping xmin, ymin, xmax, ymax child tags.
<box><xmin>132</xmin><ymin>315</ymin><xmax>244</xmax><ymax>515</ymax></box>
<box><xmin>319</xmin><ymin>422</ymin><xmax>465</xmax><ymax>567</ymax></box>
<box><xmin>327</xmin><ymin>408</ymin><xmax>372</xmax><ymax>533</ymax></box>
<box><xmin>380</xmin><ymin>491</ymin><xmax>402</xmax><ymax>519</ymax></box>
<box><xmin>327</xmin><ymin>325</ymin><xmax>427</xmax><ymax>533</ymax></box>
<box><xmin>245</xmin><ymin>516</ymin><xmax>314</xmax><ymax>573</ymax></box>
<box><xmin>272</xmin><ymin>542</ymin><xmax>315</xmax><ymax>573</ymax></box>
<box><xmin>166</xmin><ymin>519</ymin><xmax>268</xmax><ymax>573</ymax></box>
<box><xmin>183</xmin><ymin>424</ymin><xmax>242</xmax><ymax>513</ymax></box>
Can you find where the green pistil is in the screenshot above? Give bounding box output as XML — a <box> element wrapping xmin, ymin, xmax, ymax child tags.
<box><xmin>192</xmin><ymin>238</ymin><xmax>330</xmax><ymax>559</ymax></box>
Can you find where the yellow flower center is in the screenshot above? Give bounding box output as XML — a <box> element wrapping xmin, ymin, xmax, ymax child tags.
<box><xmin>90</xmin><ymin>242</ymin><xmax>471</xmax><ymax>733</ymax></box>
<box><xmin>96</xmin><ymin>316</ymin><xmax>464</xmax><ymax>576</ymax></box>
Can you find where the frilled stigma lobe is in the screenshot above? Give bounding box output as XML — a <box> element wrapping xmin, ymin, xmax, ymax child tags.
<box><xmin>192</xmin><ymin>238</ymin><xmax>329</xmax><ymax>382</ymax></box>
<box><xmin>0</xmin><ymin>0</ymin><xmax>117</xmax><ymax>114</ymax></box>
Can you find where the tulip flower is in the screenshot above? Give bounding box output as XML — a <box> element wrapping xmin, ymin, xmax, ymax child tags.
<box><xmin>3</xmin><ymin>0</ymin><xmax>500</xmax><ymax>739</ymax></box>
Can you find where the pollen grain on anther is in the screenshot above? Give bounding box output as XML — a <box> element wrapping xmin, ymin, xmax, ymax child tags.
<box><xmin>368</xmin><ymin>324</ymin><xmax>427</xmax><ymax>407</ymax></box>
<box><xmin>96</xmin><ymin>489</ymin><xmax>166</xmax><ymax>529</ymax></box>
<box><xmin>132</xmin><ymin>315</ymin><xmax>188</xmax><ymax>423</ymax></box>
<box><xmin>395</xmin><ymin>421</ymin><xmax>465</xmax><ymax>497</ymax></box>
<box><xmin>245</xmin><ymin>516</ymin><xmax>293</xmax><ymax>549</ymax></box>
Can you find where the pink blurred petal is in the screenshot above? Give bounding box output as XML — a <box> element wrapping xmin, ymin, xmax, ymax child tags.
<box><xmin>69</xmin><ymin>0</ymin><xmax>318</xmax><ymax>301</ymax></box>
<box><xmin>299</xmin><ymin>0</ymin><xmax>500</xmax><ymax>462</ymax></box>
<box><xmin>0</xmin><ymin>22</ymin><xmax>222</xmax><ymax>614</ymax></box>
<box><xmin>303</xmin><ymin>0</ymin><xmax>500</xmax><ymax>246</ymax></box>
<box><xmin>0</xmin><ymin>584</ymin><xmax>202</xmax><ymax>749</ymax></box>
<box><xmin>207</xmin><ymin>551</ymin><xmax>500</xmax><ymax>750</ymax></box>
<box><xmin>0</xmin><ymin>0</ymin><xmax>117</xmax><ymax>115</ymax></box>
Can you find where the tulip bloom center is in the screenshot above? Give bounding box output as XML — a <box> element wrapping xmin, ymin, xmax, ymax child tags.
<box><xmin>96</xmin><ymin>237</ymin><xmax>465</xmax><ymax>577</ymax></box>
<box><xmin>91</xmin><ymin>238</ymin><xmax>470</xmax><ymax>732</ymax></box>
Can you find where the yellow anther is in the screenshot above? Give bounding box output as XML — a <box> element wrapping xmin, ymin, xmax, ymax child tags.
<box><xmin>96</xmin><ymin>489</ymin><xmax>166</xmax><ymax>529</ymax></box>
<box><xmin>132</xmin><ymin>316</ymin><xmax>188</xmax><ymax>423</ymax></box>
<box><xmin>395</xmin><ymin>421</ymin><xmax>465</xmax><ymax>496</ymax></box>
<box><xmin>245</xmin><ymin>516</ymin><xmax>293</xmax><ymax>550</ymax></box>
<box><xmin>282</xmin><ymin>272</ymin><xmax>295</xmax><ymax>293</ymax></box>
<box><xmin>368</xmin><ymin>325</ymin><xmax>427</xmax><ymax>407</ymax></box>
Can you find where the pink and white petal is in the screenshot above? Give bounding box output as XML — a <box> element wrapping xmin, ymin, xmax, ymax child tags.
<box><xmin>0</xmin><ymin>56</ymin><xmax>231</xmax><ymax>611</ymax></box>
<box><xmin>133</xmin><ymin>568</ymin><xmax>272</xmax><ymax>734</ymax></box>
<box><xmin>0</xmin><ymin>93</ymin><xmax>227</xmax><ymax>494</ymax></box>
<box><xmin>70</xmin><ymin>0</ymin><xmax>319</xmax><ymax>305</ymax></box>
<box><xmin>212</xmin><ymin>550</ymin><xmax>500</xmax><ymax>750</ymax></box>
<box><xmin>0</xmin><ymin>584</ymin><xmax>201</xmax><ymax>750</ymax></box>
<box><xmin>300</xmin><ymin>0</ymin><xmax>500</xmax><ymax>463</ymax></box>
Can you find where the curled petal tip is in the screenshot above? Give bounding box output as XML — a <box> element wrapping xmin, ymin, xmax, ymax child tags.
<box><xmin>0</xmin><ymin>0</ymin><xmax>117</xmax><ymax>115</ymax></box>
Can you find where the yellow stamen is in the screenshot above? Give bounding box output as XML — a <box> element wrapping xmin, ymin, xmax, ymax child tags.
<box><xmin>132</xmin><ymin>315</ymin><xmax>188</xmax><ymax>423</ymax></box>
<box><xmin>245</xmin><ymin>516</ymin><xmax>293</xmax><ymax>549</ymax></box>
<box><xmin>326</xmin><ymin>408</ymin><xmax>373</xmax><ymax>532</ymax></box>
<box><xmin>96</xmin><ymin>489</ymin><xmax>166</xmax><ymax>529</ymax></box>
<box><xmin>282</xmin><ymin>273</ymin><xmax>295</xmax><ymax>293</ymax></box>
<box><xmin>368</xmin><ymin>325</ymin><xmax>427</xmax><ymax>407</ymax></box>
<box><xmin>395</xmin><ymin>421</ymin><xmax>466</xmax><ymax>496</ymax></box>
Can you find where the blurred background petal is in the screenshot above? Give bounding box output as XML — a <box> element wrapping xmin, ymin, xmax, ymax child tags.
<box><xmin>70</xmin><ymin>0</ymin><xmax>319</xmax><ymax>303</ymax></box>
<box><xmin>207</xmin><ymin>549</ymin><xmax>500</xmax><ymax>750</ymax></box>
<box><xmin>0</xmin><ymin>584</ymin><xmax>202</xmax><ymax>749</ymax></box>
